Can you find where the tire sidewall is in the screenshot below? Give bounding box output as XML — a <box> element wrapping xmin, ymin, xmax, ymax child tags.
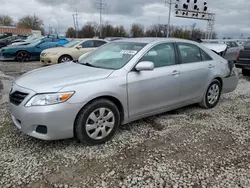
<box><xmin>204</xmin><ymin>80</ymin><xmax>222</xmax><ymax>108</ymax></box>
<box><xmin>16</xmin><ymin>51</ymin><xmax>29</xmax><ymax>62</ymax></box>
<box><xmin>76</xmin><ymin>100</ymin><xmax>120</xmax><ymax>145</ymax></box>
<box><xmin>59</xmin><ymin>55</ymin><xmax>72</xmax><ymax>63</ymax></box>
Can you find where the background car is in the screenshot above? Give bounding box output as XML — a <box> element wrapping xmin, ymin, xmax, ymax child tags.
<box><xmin>10</xmin><ymin>38</ymin><xmax>238</xmax><ymax>145</ymax></box>
<box><xmin>0</xmin><ymin>37</ymin><xmax>69</xmax><ymax>62</ymax></box>
<box><xmin>221</xmin><ymin>41</ymin><xmax>243</xmax><ymax>62</ymax></box>
<box><xmin>0</xmin><ymin>36</ymin><xmax>26</xmax><ymax>49</ymax></box>
<box><xmin>40</xmin><ymin>38</ymin><xmax>107</xmax><ymax>65</ymax></box>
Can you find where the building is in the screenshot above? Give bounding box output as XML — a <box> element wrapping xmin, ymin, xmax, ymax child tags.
<box><xmin>0</xmin><ymin>26</ymin><xmax>41</xmax><ymax>36</ymax></box>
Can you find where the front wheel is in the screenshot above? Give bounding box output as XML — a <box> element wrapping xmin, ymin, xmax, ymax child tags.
<box><xmin>16</xmin><ymin>51</ymin><xmax>30</xmax><ymax>62</ymax></box>
<box><xmin>58</xmin><ymin>55</ymin><xmax>72</xmax><ymax>63</ymax></box>
<box><xmin>75</xmin><ymin>99</ymin><xmax>120</xmax><ymax>145</ymax></box>
<box><xmin>199</xmin><ymin>79</ymin><xmax>222</xmax><ymax>109</ymax></box>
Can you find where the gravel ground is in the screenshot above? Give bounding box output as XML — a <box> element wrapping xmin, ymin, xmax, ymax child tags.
<box><xmin>1</xmin><ymin>61</ymin><xmax>250</xmax><ymax>188</ymax></box>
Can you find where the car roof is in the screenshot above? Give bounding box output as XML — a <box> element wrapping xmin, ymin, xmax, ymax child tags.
<box><xmin>114</xmin><ymin>37</ymin><xmax>197</xmax><ymax>44</ymax></box>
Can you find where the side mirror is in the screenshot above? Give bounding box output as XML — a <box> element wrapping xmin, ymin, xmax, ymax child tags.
<box><xmin>135</xmin><ymin>61</ymin><xmax>154</xmax><ymax>71</ymax></box>
<box><xmin>36</xmin><ymin>45</ymin><xmax>40</xmax><ymax>48</ymax></box>
<box><xmin>76</xmin><ymin>45</ymin><xmax>82</xmax><ymax>49</ymax></box>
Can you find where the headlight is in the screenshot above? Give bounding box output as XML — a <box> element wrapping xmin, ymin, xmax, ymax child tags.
<box><xmin>25</xmin><ymin>92</ymin><xmax>74</xmax><ymax>107</ymax></box>
<box><xmin>47</xmin><ymin>52</ymin><xmax>59</xmax><ymax>56</ymax></box>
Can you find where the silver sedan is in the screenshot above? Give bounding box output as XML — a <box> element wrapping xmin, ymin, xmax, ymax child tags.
<box><xmin>9</xmin><ymin>38</ymin><xmax>238</xmax><ymax>145</ymax></box>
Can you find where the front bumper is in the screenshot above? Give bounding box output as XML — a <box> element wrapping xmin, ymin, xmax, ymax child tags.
<box><xmin>222</xmin><ymin>70</ymin><xmax>238</xmax><ymax>94</ymax></box>
<box><xmin>10</xmin><ymin>83</ymin><xmax>84</xmax><ymax>140</ymax></box>
<box><xmin>0</xmin><ymin>55</ymin><xmax>15</xmax><ymax>61</ymax></box>
<box><xmin>40</xmin><ymin>55</ymin><xmax>58</xmax><ymax>65</ymax></box>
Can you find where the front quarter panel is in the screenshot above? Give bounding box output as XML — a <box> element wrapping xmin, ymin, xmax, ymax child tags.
<box><xmin>59</xmin><ymin>70</ymin><xmax>129</xmax><ymax>123</ymax></box>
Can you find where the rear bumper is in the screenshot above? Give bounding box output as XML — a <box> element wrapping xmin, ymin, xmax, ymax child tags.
<box><xmin>222</xmin><ymin>70</ymin><xmax>238</xmax><ymax>94</ymax></box>
<box><xmin>235</xmin><ymin>62</ymin><xmax>250</xmax><ymax>69</ymax></box>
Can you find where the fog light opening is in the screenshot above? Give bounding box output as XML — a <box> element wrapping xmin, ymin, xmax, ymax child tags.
<box><xmin>35</xmin><ymin>125</ymin><xmax>48</xmax><ymax>134</ymax></box>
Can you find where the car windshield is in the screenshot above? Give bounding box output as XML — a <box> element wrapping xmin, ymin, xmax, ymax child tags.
<box><xmin>78</xmin><ymin>42</ymin><xmax>146</xmax><ymax>70</ymax></box>
<box><xmin>64</xmin><ymin>40</ymin><xmax>80</xmax><ymax>48</ymax></box>
<box><xmin>31</xmin><ymin>39</ymin><xmax>43</xmax><ymax>46</ymax></box>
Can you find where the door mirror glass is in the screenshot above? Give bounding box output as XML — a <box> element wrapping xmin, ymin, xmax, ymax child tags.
<box><xmin>135</xmin><ymin>61</ymin><xmax>154</xmax><ymax>71</ymax></box>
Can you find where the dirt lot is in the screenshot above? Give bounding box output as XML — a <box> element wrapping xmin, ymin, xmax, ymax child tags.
<box><xmin>1</xmin><ymin>61</ymin><xmax>250</xmax><ymax>188</ymax></box>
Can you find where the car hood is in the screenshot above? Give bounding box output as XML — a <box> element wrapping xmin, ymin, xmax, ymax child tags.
<box><xmin>42</xmin><ymin>47</ymin><xmax>71</xmax><ymax>54</ymax></box>
<box><xmin>202</xmin><ymin>43</ymin><xmax>227</xmax><ymax>53</ymax></box>
<box><xmin>15</xmin><ymin>62</ymin><xmax>114</xmax><ymax>93</ymax></box>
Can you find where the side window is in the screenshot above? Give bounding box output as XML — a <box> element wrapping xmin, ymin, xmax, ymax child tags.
<box><xmin>200</xmin><ymin>49</ymin><xmax>213</xmax><ymax>61</ymax></box>
<box><xmin>43</xmin><ymin>38</ymin><xmax>52</xmax><ymax>42</ymax></box>
<box><xmin>140</xmin><ymin>43</ymin><xmax>176</xmax><ymax>68</ymax></box>
<box><xmin>232</xmin><ymin>42</ymin><xmax>238</xmax><ymax>47</ymax></box>
<box><xmin>226</xmin><ymin>42</ymin><xmax>233</xmax><ymax>48</ymax></box>
<box><xmin>95</xmin><ymin>40</ymin><xmax>107</xmax><ymax>47</ymax></box>
<box><xmin>177</xmin><ymin>43</ymin><xmax>202</xmax><ymax>63</ymax></box>
<box><xmin>81</xmin><ymin>40</ymin><xmax>95</xmax><ymax>48</ymax></box>
<box><xmin>52</xmin><ymin>38</ymin><xmax>60</xmax><ymax>42</ymax></box>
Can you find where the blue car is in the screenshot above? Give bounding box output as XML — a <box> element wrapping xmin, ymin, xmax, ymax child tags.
<box><xmin>0</xmin><ymin>37</ymin><xmax>69</xmax><ymax>62</ymax></box>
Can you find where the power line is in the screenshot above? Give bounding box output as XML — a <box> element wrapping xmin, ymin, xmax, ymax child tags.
<box><xmin>96</xmin><ymin>0</ymin><xmax>106</xmax><ymax>38</ymax></box>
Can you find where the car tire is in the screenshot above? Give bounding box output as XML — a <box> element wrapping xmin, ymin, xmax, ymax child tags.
<box><xmin>199</xmin><ymin>79</ymin><xmax>222</xmax><ymax>109</ymax></box>
<box><xmin>242</xmin><ymin>69</ymin><xmax>250</xmax><ymax>76</ymax></box>
<box><xmin>58</xmin><ymin>55</ymin><xmax>73</xmax><ymax>63</ymax></box>
<box><xmin>75</xmin><ymin>99</ymin><xmax>120</xmax><ymax>145</ymax></box>
<box><xmin>16</xmin><ymin>51</ymin><xmax>30</xmax><ymax>62</ymax></box>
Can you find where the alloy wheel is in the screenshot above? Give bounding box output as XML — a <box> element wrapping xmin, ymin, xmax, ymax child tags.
<box><xmin>207</xmin><ymin>84</ymin><xmax>219</xmax><ymax>105</ymax></box>
<box><xmin>85</xmin><ymin>108</ymin><xmax>115</xmax><ymax>140</ymax></box>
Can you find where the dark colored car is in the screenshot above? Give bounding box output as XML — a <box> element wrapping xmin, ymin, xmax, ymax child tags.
<box><xmin>235</xmin><ymin>43</ymin><xmax>250</xmax><ymax>76</ymax></box>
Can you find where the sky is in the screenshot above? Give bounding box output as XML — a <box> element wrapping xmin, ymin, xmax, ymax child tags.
<box><xmin>1</xmin><ymin>0</ymin><xmax>250</xmax><ymax>38</ymax></box>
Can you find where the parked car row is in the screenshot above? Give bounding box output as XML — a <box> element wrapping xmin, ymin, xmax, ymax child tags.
<box><xmin>0</xmin><ymin>36</ymin><xmax>69</xmax><ymax>61</ymax></box>
<box><xmin>9</xmin><ymin>37</ymin><xmax>238</xmax><ymax>145</ymax></box>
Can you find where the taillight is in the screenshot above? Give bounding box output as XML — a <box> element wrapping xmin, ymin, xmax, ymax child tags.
<box><xmin>237</xmin><ymin>50</ymin><xmax>240</xmax><ymax>57</ymax></box>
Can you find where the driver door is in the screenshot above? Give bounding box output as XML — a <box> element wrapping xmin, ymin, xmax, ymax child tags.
<box><xmin>127</xmin><ymin>43</ymin><xmax>181</xmax><ymax>118</ymax></box>
<box><xmin>72</xmin><ymin>40</ymin><xmax>96</xmax><ymax>59</ymax></box>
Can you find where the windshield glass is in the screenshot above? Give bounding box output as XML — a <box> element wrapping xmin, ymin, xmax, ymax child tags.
<box><xmin>64</xmin><ymin>40</ymin><xmax>80</xmax><ymax>48</ymax></box>
<box><xmin>78</xmin><ymin>42</ymin><xmax>146</xmax><ymax>70</ymax></box>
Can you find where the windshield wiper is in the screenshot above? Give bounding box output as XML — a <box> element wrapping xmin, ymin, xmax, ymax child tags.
<box><xmin>81</xmin><ymin>62</ymin><xmax>100</xmax><ymax>68</ymax></box>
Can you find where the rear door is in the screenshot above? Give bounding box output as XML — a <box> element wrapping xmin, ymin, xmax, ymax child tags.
<box><xmin>177</xmin><ymin>42</ymin><xmax>215</xmax><ymax>102</ymax></box>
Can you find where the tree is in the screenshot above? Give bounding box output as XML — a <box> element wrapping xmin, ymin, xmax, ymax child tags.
<box><xmin>130</xmin><ymin>23</ymin><xmax>144</xmax><ymax>37</ymax></box>
<box><xmin>17</xmin><ymin>14</ymin><xmax>44</xmax><ymax>31</ymax></box>
<box><xmin>0</xmin><ymin>15</ymin><xmax>13</xmax><ymax>26</ymax></box>
<box><xmin>66</xmin><ymin>27</ymin><xmax>76</xmax><ymax>38</ymax></box>
<box><xmin>81</xmin><ymin>22</ymin><xmax>95</xmax><ymax>38</ymax></box>
<box><xmin>113</xmin><ymin>25</ymin><xmax>128</xmax><ymax>37</ymax></box>
<box><xmin>103</xmin><ymin>22</ymin><xmax>115</xmax><ymax>37</ymax></box>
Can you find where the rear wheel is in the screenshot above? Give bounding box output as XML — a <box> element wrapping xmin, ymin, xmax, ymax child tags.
<box><xmin>75</xmin><ymin>99</ymin><xmax>120</xmax><ymax>145</ymax></box>
<box><xmin>58</xmin><ymin>55</ymin><xmax>72</xmax><ymax>63</ymax></box>
<box><xmin>242</xmin><ymin>69</ymin><xmax>250</xmax><ymax>76</ymax></box>
<box><xmin>199</xmin><ymin>79</ymin><xmax>222</xmax><ymax>109</ymax></box>
<box><xmin>16</xmin><ymin>51</ymin><xmax>30</xmax><ymax>62</ymax></box>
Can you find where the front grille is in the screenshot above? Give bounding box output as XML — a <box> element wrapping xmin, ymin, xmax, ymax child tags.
<box><xmin>9</xmin><ymin>91</ymin><xmax>29</xmax><ymax>106</ymax></box>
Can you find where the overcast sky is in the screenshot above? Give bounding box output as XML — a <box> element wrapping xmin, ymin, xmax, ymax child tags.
<box><xmin>1</xmin><ymin>0</ymin><xmax>250</xmax><ymax>38</ymax></box>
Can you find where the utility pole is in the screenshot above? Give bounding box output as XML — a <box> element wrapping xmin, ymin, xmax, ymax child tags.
<box><xmin>96</xmin><ymin>0</ymin><xmax>106</xmax><ymax>38</ymax></box>
<box><xmin>73</xmin><ymin>9</ymin><xmax>79</xmax><ymax>38</ymax></box>
<box><xmin>165</xmin><ymin>0</ymin><xmax>174</xmax><ymax>38</ymax></box>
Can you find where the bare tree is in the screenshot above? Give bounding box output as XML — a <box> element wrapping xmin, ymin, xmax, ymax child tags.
<box><xmin>17</xmin><ymin>14</ymin><xmax>44</xmax><ymax>31</ymax></box>
<box><xmin>130</xmin><ymin>23</ymin><xmax>144</xmax><ymax>37</ymax></box>
<box><xmin>81</xmin><ymin>22</ymin><xmax>95</xmax><ymax>38</ymax></box>
<box><xmin>66</xmin><ymin>27</ymin><xmax>76</xmax><ymax>38</ymax></box>
<box><xmin>0</xmin><ymin>15</ymin><xmax>13</xmax><ymax>26</ymax></box>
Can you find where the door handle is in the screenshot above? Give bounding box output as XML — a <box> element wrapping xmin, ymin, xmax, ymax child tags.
<box><xmin>208</xmin><ymin>64</ymin><xmax>214</xmax><ymax>69</ymax></box>
<box><xmin>172</xmin><ymin>70</ymin><xmax>180</xmax><ymax>76</ymax></box>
